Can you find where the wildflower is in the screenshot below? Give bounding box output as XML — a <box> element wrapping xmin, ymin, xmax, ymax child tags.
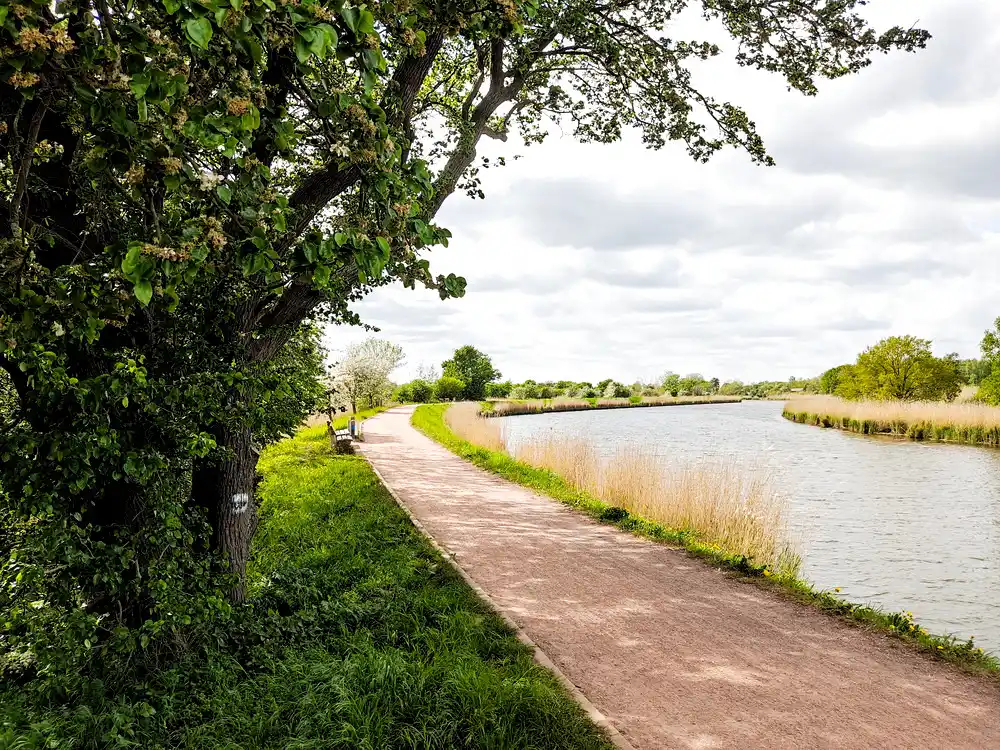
<box><xmin>227</xmin><ymin>97</ymin><xmax>251</xmax><ymax>116</ymax></box>
<box><xmin>908</xmin><ymin>625</ymin><xmax>915</xmax><ymax>631</ymax></box>
<box><xmin>937</xmin><ymin>645</ymin><xmax>944</xmax><ymax>650</ymax></box>
<box><xmin>8</xmin><ymin>72</ymin><xmax>41</xmax><ymax>88</ymax></box>
<box><xmin>834</xmin><ymin>587</ymin><xmax>841</xmax><ymax>593</ymax></box>
<box><xmin>198</xmin><ymin>172</ymin><xmax>224</xmax><ymax>191</ymax></box>
<box><xmin>125</xmin><ymin>164</ymin><xmax>145</xmax><ymax>185</ymax></box>
<box><xmin>161</xmin><ymin>157</ymin><xmax>182</xmax><ymax>174</ymax></box>
<box><xmin>762</xmin><ymin>569</ymin><xmax>772</xmax><ymax>578</ymax></box>
<box><xmin>16</xmin><ymin>28</ymin><xmax>48</xmax><ymax>52</ymax></box>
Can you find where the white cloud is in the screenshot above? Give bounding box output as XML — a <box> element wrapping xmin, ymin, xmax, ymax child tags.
<box><xmin>324</xmin><ymin>0</ymin><xmax>1000</xmax><ymax>384</ymax></box>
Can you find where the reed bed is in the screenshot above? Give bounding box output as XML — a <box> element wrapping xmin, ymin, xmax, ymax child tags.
<box><xmin>446</xmin><ymin>402</ymin><xmax>508</xmax><ymax>452</ymax></box>
<box><xmin>488</xmin><ymin>395</ymin><xmax>742</xmax><ymax>417</ymax></box>
<box><xmin>446</xmin><ymin>403</ymin><xmax>799</xmax><ymax>575</ymax></box>
<box><xmin>784</xmin><ymin>396</ymin><xmax>1000</xmax><ymax>447</ymax></box>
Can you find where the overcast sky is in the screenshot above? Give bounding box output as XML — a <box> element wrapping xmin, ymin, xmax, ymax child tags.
<box><xmin>325</xmin><ymin>0</ymin><xmax>1000</xmax><ymax>385</ymax></box>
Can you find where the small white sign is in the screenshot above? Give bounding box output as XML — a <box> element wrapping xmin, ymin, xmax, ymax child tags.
<box><xmin>231</xmin><ymin>493</ymin><xmax>250</xmax><ymax>514</ymax></box>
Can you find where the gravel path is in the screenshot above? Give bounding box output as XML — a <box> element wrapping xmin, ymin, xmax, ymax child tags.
<box><xmin>357</xmin><ymin>406</ymin><xmax>1000</xmax><ymax>749</ymax></box>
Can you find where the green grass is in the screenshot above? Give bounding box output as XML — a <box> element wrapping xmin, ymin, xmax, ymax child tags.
<box><xmin>0</xmin><ymin>426</ymin><xmax>613</xmax><ymax>749</ymax></box>
<box><xmin>413</xmin><ymin>403</ymin><xmax>1000</xmax><ymax>679</ymax></box>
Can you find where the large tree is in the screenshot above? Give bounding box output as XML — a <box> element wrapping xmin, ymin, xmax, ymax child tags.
<box><xmin>977</xmin><ymin>317</ymin><xmax>1000</xmax><ymax>405</ymax></box>
<box><xmin>442</xmin><ymin>345</ymin><xmax>501</xmax><ymax>400</ymax></box>
<box><xmin>1</xmin><ymin>0</ymin><xmax>930</xmax><ymax>679</ymax></box>
<box><xmin>848</xmin><ymin>336</ymin><xmax>962</xmax><ymax>402</ymax></box>
<box><xmin>333</xmin><ymin>337</ymin><xmax>405</xmax><ymax>412</ymax></box>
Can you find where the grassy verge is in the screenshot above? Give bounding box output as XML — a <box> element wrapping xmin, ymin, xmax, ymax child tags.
<box><xmin>0</xmin><ymin>426</ymin><xmax>613</xmax><ymax>748</ymax></box>
<box><xmin>413</xmin><ymin>403</ymin><xmax>1000</xmax><ymax>678</ymax></box>
<box><xmin>783</xmin><ymin>396</ymin><xmax>1000</xmax><ymax>448</ymax></box>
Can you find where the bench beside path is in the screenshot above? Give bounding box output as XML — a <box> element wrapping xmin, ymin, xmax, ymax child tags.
<box><xmin>357</xmin><ymin>406</ymin><xmax>1000</xmax><ymax>750</ymax></box>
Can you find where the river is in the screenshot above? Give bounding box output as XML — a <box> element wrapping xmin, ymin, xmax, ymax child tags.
<box><xmin>499</xmin><ymin>400</ymin><xmax>1000</xmax><ymax>654</ymax></box>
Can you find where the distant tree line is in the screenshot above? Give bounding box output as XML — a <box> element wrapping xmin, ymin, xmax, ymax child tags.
<box><xmin>356</xmin><ymin>320</ymin><xmax>1000</xmax><ymax>413</ymax></box>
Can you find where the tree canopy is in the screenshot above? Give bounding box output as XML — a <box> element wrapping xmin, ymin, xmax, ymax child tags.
<box><xmin>834</xmin><ymin>336</ymin><xmax>962</xmax><ymax>402</ymax></box>
<box><xmin>977</xmin><ymin>317</ymin><xmax>1000</xmax><ymax>406</ymax></box>
<box><xmin>442</xmin><ymin>345</ymin><xmax>501</xmax><ymax>400</ymax></box>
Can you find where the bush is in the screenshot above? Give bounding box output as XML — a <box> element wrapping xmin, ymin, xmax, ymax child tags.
<box><xmin>485</xmin><ymin>381</ymin><xmax>513</xmax><ymax>398</ymax></box>
<box><xmin>434</xmin><ymin>376</ymin><xmax>466</xmax><ymax>401</ymax></box>
<box><xmin>409</xmin><ymin>379</ymin><xmax>434</xmax><ymax>403</ymax></box>
<box><xmin>394</xmin><ymin>383</ymin><xmax>413</xmax><ymax>402</ymax></box>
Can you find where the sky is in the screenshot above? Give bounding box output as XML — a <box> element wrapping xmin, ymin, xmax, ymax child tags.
<box><xmin>324</xmin><ymin>0</ymin><xmax>1000</xmax><ymax>385</ymax></box>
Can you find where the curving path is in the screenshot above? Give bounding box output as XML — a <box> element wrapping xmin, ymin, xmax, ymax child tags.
<box><xmin>357</xmin><ymin>406</ymin><xmax>1000</xmax><ymax>750</ymax></box>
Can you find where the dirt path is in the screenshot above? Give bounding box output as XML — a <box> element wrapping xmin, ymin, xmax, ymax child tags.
<box><xmin>357</xmin><ymin>407</ymin><xmax>1000</xmax><ymax>749</ymax></box>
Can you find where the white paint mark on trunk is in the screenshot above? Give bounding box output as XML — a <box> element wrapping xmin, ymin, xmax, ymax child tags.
<box><xmin>231</xmin><ymin>492</ymin><xmax>250</xmax><ymax>514</ymax></box>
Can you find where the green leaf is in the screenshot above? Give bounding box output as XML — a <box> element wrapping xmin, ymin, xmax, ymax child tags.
<box><xmin>340</xmin><ymin>6</ymin><xmax>359</xmax><ymax>32</ymax></box>
<box><xmin>161</xmin><ymin>0</ymin><xmax>180</xmax><ymax>13</ymax></box>
<box><xmin>0</xmin><ymin>7</ymin><xmax>8</xmax><ymax>24</ymax></box>
<box><xmin>134</xmin><ymin>280</ymin><xmax>153</xmax><ymax>306</ymax></box>
<box><xmin>122</xmin><ymin>396</ymin><xmax>129</xmax><ymax>408</ymax></box>
<box><xmin>137</xmin><ymin>98</ymin><xmax>148</xmax><ymax>122</ymax></box>
<box><xmin>185</xmin><ymin>17</ymin><xmax>213</xmax><ymax>50</ymax></box>
<box><xmin>129</xmin><ymin>74</ymin><xmax>151</xmax><ymax>99</ymax></box>
<box><xmin>216</xmin><ymin>184</ymin><xmax>232</xmax><ymax>204</ymax></box>
<box><xmin>294</xmin><ymin>34</ymin><xmax>311</xmax><ymax>64</ymax></box>
<box><xmin>241</xmin><ymin>104</ymin><xmax>260</xmax><ymax>130</ymax></box>
<box><xmin>375</xmin><ymin>236</ymin><xmax>390</xmax><ymax>258</ymax></box>
<box><xmin>122</xmin><ymin>244</ymin><xmax>142</xmax><ymax>276</ymax></box>
<box><xmin>245</xmin><ymin>35</ymin><xmax>263</xmax><ymax>65</ymax></box>
<box><xmin>313</xmin><ymin>265</ymin><xmax>331</xmax><ymax>286</ymax></box>
<box><xmin>320</xmin><ymin>23</ymin><xmax>338</xmax><ymax>53</ymax></box>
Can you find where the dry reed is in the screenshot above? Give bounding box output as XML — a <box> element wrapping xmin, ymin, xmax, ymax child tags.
<box><xmin>445</xmin><ymin>401</ymin><xmax>507</xmax><ymax>452</ymax></box>
<box><xmin>489</xmin><ymin>395</ymin><xmax>742</xmax><ymax>417</ymax></box>
<box><xmin>445</xmin><ymin>403</ymin><xmax>799</xmax><ymax>575</ymax></box>
<box><xmin>785</xmin><ymin>396</ymin><xmax>1000</xmax><ymax>432</ymax></box>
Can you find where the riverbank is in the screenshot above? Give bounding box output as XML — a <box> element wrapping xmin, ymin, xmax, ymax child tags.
<box><xmin>363</xmin><ymin>406</ymin><xmax>1000</xmax><ymax>746</ymax></box>
<box><xmin>414</xmin><ymin>403</ymin><xmax>999</xmax><ymax>677</ymax></box>
<box><xmin>485</xmin><ymin>395</ymin><xmax>742</xmax><ymax>417</ymax></box>
<box><xmin>783</xmin><ymin>396</ymin><xmax>1000</xmax><ymax>447</ymax></box>
<box><xmin>0</xmin><ymin>426</ymin><xmax>613</xmax><ymax>748</ymax></box>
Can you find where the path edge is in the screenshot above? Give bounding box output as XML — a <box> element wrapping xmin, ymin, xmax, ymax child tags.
<box><xmin>359</xmin><ymin>449</ymin><xmax>637</xmax><ymax>750</ymax></box>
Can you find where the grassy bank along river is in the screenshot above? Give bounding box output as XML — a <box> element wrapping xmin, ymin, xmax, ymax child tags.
<box><xmin>413</xmin><ymin>402</ymin><xmax>1000</xmax><ymax>678</ymax></box>
<box><xmin>783</xmin><ymin>396</ymin><xmax>1000</xmax><ymax>448</ymax></box>
<box><xmin>485</xmin><ymin>395</ymin><xmax>742</xmax><ymax>417</ymax></box>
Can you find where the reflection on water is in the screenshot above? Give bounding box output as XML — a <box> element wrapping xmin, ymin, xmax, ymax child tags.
<box><xmin>501</xmin><ymin>400</ymin><xmax>1000</xmax><ymax>653</ymax></box>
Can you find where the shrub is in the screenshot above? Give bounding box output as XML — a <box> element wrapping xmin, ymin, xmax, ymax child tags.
<box><xmin>409</xmin><ymin>379</ymin><xmax>434</xmax><ymax>403</ymax></box>
<box><xmin>434</xmin><ymin>376</ymin><xmax>466</xmax><ymax>401</ymax></box>
<box><xmin>485</xmin><ymin>381</ymin><xmax>513</xmax><ymax>398</ymax></box>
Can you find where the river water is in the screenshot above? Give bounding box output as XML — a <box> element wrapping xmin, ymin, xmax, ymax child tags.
<box><xmin>500</xmin><ymin>400</ymin><xmax>1000</xmax><ymax>654</ymax></box>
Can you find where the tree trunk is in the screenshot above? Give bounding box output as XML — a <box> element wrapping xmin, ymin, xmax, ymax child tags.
<box><xmin>192</xmin><ymin>426</ymin><xmax>260</xmax><ymax>602</ymax></box>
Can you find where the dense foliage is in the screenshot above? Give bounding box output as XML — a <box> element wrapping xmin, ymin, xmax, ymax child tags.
<box><xmin>433</xmin><ymin>375</ymin><xmax>466</xmax><ymax>401</ymax></box>
<box><xmin>822</xmin><ymin>336</ymin><xmax>963</xmax><ymax>402</ymax></box>
<box><xmin>978</xmin><ymin>317</ymin><xmax>1000</xmax><ymax>406</ymax></box>
<box><xmin>442</xmin><ymin>345</ymin><xmax>501</xmax><ymax>400</ymax></box>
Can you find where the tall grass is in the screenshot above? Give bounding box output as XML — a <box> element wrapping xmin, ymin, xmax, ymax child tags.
<box><xmin>784</xmin><ymin>396</ymin><xmax>1000</xmax><ymax>447</ymax></box>
<box><xmin>488</xmin><ymin>395</ymin><xmax>742</xmax><ymax>417</ymax></box>
<box><xmin>445</xmin><ymin>403</ymin><xmax>799</xmax><ymax>575</ymax></box>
